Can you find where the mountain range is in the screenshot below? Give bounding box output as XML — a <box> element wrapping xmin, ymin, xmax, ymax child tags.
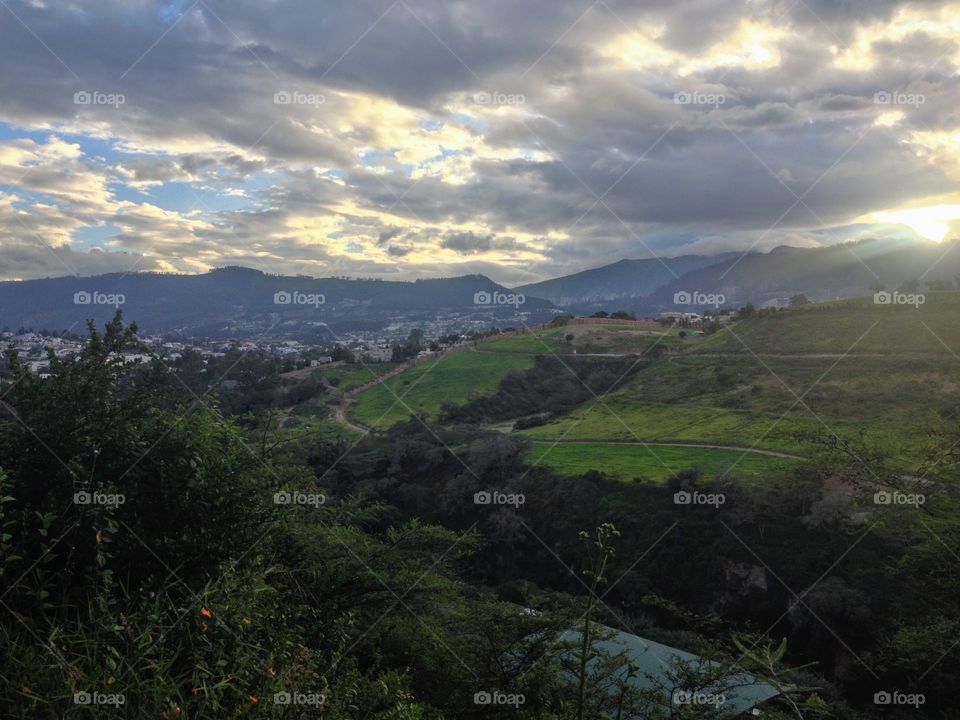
<box><xmin>1</xmin><ymin>238</ymin><xmax>957</xmax><ymax>335</ymax></box>
<box><xmin>0</xmin><ymin>268</ymin><xmax>550</xmax><ymax>338</ymax></box>
<box><xmin>519</xmin><ymin>237</ymin><xmax>960</xmax><ymax>313</ymax></box>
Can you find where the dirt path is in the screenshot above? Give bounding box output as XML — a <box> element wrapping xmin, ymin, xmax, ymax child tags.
<box><xmin>341</xmin><ymin>360</ymin><xmax>418</xmax><ymax>398</ymax></box>
<box><xmin>310</xmin><ymin>371</ymin><xmax>370</xmax><ymax>434</ymax></box>
<box><xmin>528</xmin><ymin>439</ymin><xmax>805</xmax><ymax>460</ymax></box>
<box><xmin>280</xmin><ymin>360</ymin><xmax>345</xmax><ymax>380</ymax></box>
<box><xmin>328</xmin><ymin>352</ymin><xmax>455</xmax><ymax>432</ymax></box>
<box><xmin>332</xmin><ymin>400</ymin><xmax>369</xmax><ymax>434</ymax></box>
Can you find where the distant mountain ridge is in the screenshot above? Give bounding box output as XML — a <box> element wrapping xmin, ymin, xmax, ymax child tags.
<box><xmin>516</xmin><ymin>238</ymin><xmax>959</xmax><ymax>313</ymax></box>
<box><xmin>638</xmin><ymin>237</ymin><xmax>960</xmax><ymax>313</ymax></box>
<box><xmin>514</xmin><ymin>253</ymin><xmax>742</xmax><ymax>306</ymax></box>
<box><xmin>0</xmin><ymin>268</ymin><xmax>552</xmax><ymax>337</ymax></box>
<box><xmin>1</xmin><ymin>238</ymin><xmax>957</xmax><ymax>335</ymax></box>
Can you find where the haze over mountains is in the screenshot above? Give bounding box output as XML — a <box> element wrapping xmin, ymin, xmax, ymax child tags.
<box><xmin>1</xmin><ymin>238</ymin><xmax>956</xmax><ymax>334</ymax></box>
<box><xmin>0</xmin><ymin>268</ymin><xmax>550</xmax><ymax>337</ymax></box>
<box><xmin>549</xmin><ymin>236</ymin><xmax>960</xmax><ymax>314</ymax></box>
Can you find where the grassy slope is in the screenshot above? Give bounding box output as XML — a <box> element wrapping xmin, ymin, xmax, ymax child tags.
<box><xmin>347</xmin><ymin>298</ymin><xmax>960</xmax><ymax>475</ymax></box>
<box><xmin>525</xmin><ymin>294</ymin><xmax>960</xmax><ymax>467</ymax></box>
<box><xmin>478</xmin><ymin>324</ymin><xmax>685</xmax><ymax>354</ymax></box>
<box><xmin>351</xmin><ymin>350</ymin><xmax>535</xmax><ymax>428</ymax></box>
<box><xmin>519</xmin><ymin>399</ymin><xmax>817</xmax><ymax>453</ymax></box>
<box><xmin>693</xmin><ymin>293</ymin><xmax>960</xmax><ymax>356</ymax></box>
<box><xmin>350</xmin><ymin>324</ymin><xmax>681</xmax><ymax>428</ymax></box>
<box><xmin>317</xmin><ymin>363</ymin><xmax>396</xmax><ymax>392</ymax></box>
<box><xmin>525</xmin><ymin>443</ymin><xmax>797</xmax><ymax>482</ymax></box>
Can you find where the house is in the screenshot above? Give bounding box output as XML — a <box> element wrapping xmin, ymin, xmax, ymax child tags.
<box><xmin>659</xmin><ymin>311</ymin><xmax>703</xmax><ymax>326</ymax></box>
<box><xmin>556</xmin><ymin>626</ymin><xmax>780</xmax><ymax>717</ymax></box>
<box><xmin>362</xmin><ymin>346</ymin><xmax>393</xmax><ymax>363</ymax></box>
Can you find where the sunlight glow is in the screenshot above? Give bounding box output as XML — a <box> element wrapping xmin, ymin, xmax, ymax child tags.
<box><xmin>870</xmin><ymin>204</ymin><xmax>960</xmax><ymax>242</ymax></box>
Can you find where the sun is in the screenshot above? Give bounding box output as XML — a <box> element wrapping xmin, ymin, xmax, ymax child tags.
<box><xmin>869</xmin><ymin>204</ymin><xmax>960</xmax><ymax>242</ymax></box>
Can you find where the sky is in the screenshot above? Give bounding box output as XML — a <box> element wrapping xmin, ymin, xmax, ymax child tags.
<box><xmin>0</xmin><ymin>0</ymin><xmax>958</xmax><ymax>285</ymax></box>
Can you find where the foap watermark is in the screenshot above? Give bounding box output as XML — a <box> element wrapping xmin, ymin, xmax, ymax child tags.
<box><xmin>473</xmin><ymin>91</ymin><xmax>525</xmax><ymax>106</ymax></box>
<box><xmin>674</xmin><ymin>91</ymin><xmax>725</xmax><ymax>108</ymax></box>
<box><xmin>874</xmin><ymin>490</ymin><xmax>925</xmax><ymax>508</ymax></box>
<box><xmin>674</xmin><ymin>290</ymin><xmax>725</xmax><ymax>306</ymax></box>
<box><xmin>473</xmin><ymin>290</ymin><xmax>525</xmax><ymax>308</ymax></box>
<box><xmin>74</xmin><ymin>90</ymin><xmax>125</xmax><ymax>108</ymax></box>
<box><xmin>474</xmin><ymin>691</ymin><xmax>525</xmax><ymax>708</ymax></box>
<box><xmin>874</xmin><ymin>690</ymin><xmax>925</xmax><ymax>708</ymax></box>
<box><xmin>74</xmin><ymin>691</ymin><xmax>125</xmax><ymax>707</ymax></box>
<box><xmin>274</xmin><ymin>290</ymin><xmax>325</xmax><ymax>308</ymax></box>
<box><xmin>74</xmin><ymin>491</ymin><xmax>125</xmax><ymax>508</ymax></box>
<box><xmin>274</xmin><ymin>490</ymin><xmax>326</xmax><ymax>507</ymax></box>
<box><xmin>674</xmin><ymin>490</ymin><xmax>725</xmax><ymax>508</ymax></box>
<box><xmin>874</xmin><ymin>91</ymin><xmax>925</xmax><ymax>108</ymax></box>
<box><xmin>672</xmin><ymin>690</ymin><xmax>726</xmax><ymax>708</ymax></box>
<box><xmin>874</xmin><ymin>291</ymin><xmax>925</xmax><ymax>308</ymax></box>
<box><xmin>274</xmin><ymin>691</ymin><xmax>326</xmax><ymax>706</ymax></box>
<box><xmin>474</xmin><ymin>490</ymin><xmax>525</xmax><ymax>508</ymax></box>
<box><xmin>74</xmin><ymin>290</ymin><xmax>125</xmax><ymax>308</ymax></box>
<box><xmin>274</xmin><ymin>90</ymin><xmax>325</xmax><ymax>107</ymax></box>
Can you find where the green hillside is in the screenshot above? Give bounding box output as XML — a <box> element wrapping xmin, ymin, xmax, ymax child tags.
<box><xmin>695</xmin><ymin>292</ymin><xmax>960</xmax><ymax>355</ymax></box>
<box><xmin>526</xmin><ymin>294</ymin><xmax>960</xmax><ymax>468</ymax></box>
<box><xmin>351</xmin><ymin>349</ymin><xmax>535</xmax><ymax>428</ymax></box>
<box><xmin>525</xmin><ymin>442</ymin><xmax>798</xmax><ymax>482</ymax></box>
<box><xmin>478</xmin><ymin>323</ymin><xmax>685</xmax><ymax>355</ymax></box>
<box><xmin>347</xmin><ymin>297</ymin><xmax>960</xmax><ymax>473</ymax></box>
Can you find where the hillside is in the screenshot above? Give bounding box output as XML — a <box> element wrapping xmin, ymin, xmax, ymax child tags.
<box><xmin>514</xmin><ymin>254</ymin><xmax>739</xmax><ymax>307</ymax></box>
<box><xmin>523</xmin><ymin>293</ymin><xmax>960</xmax><ymax>470</ymax></box>
<box><xmin>639</xmin><ymin>238</ymin><xmax>960</xmax><ymax>313</ymax></box>
<box><xmin>342</xmin><ymin>321</ymin><xmax>802</xmax><ymax>481</ymax></box>
<box><xmin>511</xmin><ymin>238</ymin><xmax>960</xmax><ymax>316</ymax></box>
<box><xmin>336</xmin><ymin>294</ymin><xmax>960</xmax><ymax>480</ymax></box>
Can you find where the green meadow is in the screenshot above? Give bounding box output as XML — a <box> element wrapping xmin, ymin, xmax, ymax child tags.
<box><xmin>351</xmin><ymin>349</ymin><xmax>534</xmax><ymax>427</ymax></box>
<box><xmin>524</xmin><ymin>442</ymin><xmax>798</xmax><ymax>482</ymax></box>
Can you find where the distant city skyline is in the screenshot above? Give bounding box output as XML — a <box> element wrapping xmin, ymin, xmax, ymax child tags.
<box><xmin>0</xmin><ymin>0</ymin><xmax>958</xmax><ymax>284</ymax></box>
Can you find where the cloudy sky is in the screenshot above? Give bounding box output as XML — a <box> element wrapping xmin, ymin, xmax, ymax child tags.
<box><xmin>0</xmin><ymin>0</ymin><xmax>958</xmax><ymax>284</ymax></box>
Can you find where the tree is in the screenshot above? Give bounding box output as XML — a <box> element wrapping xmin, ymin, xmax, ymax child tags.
<box><xmin>788</xmin><ymin>294</ymin><xmax>811</xmax><ymax>307</ymax></box>
<box><xmin>0</xmin><ymin>314</ymin><xmax>274</xmax><ymax>597</ymax></box>
<box><xmin>330</xmin><ymin>345</ymin><xmax>355</xmax><ymax>363</ymax></box>
<box><xmin>392</xmin><ymin>328</ymin><xmax>426</xmax><ymax>362</ymax></box>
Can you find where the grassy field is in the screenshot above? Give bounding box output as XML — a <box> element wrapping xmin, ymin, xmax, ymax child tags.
<box><xmin>478</xmin><ymin>324</ymin><xmax>686</xmax><ymax>355</ymax></box>
<box><xmin>696</xmin><ymin>292</ymin><xmax>960</xmax><ymax>356</ymax></box>
<box><xmin>626</xmin><ymin>355</ymin><xmax>945</xmax><ymax>436</ymax></box>
<box><xmin>524</xmin><ymin>442</ymin><xmax>798</xmax><ymax>482</ymax></box>
<box><xmin>351</xmin><ymin>350</ymin><xmax>535</xmax><ymax>428</ymax></box>
<box><xmin>280</xmin><ymin>405</ymin><xmax>365</xmax><ymax>441</ymax></box>
<box><xmin>518</xmin><ymin>295</ymin><xmax>960</xmax><ymax>466</ymax></box>
<box><xmin>519</xmin><ymin>399</ymin><xmax>818</xmax><ymax>454</ymax></box>
<box><xmin>317</xmin><ymin>362</ymin><xmax>396</xmax><ymax>392</ymax></box>
<box><xmin>343</xmin><ymin>298</ymin><xmax>958</xmax><ymax>472</ymax></box>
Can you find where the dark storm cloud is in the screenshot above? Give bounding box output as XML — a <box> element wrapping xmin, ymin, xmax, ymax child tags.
<box><xmin>441</xmin><ymin>231</ymin><xmax>494</xmax><ymax>254</ymax></box>
<box><xmin>377</xmin><ymin>226</ymin><xmax>403</xmax><ymax>245</ymax></box>
<box><xmin>0</xmin><ymin>0</ymin><xmax>957</xmax><ymax>281</ymax></box>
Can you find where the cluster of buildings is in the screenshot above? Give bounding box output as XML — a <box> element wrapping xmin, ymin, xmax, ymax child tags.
<box><xmin>0</xmin><ymin>332</ymin><xmax>85</xmax><ymax>375</ymax></box>
<box><xmin>0</xmin><ymin>327</ymin><xmax>454</xmax><ymax>378</ymax></box>
<box><xmin>0</xmin><ymin>330</ymin><xmax>346</xmax><ymax>377</ymax></box>
<box><xmin>658</xmin><ymin>309</ymin><xmax>736</xmax><ymax>327</ymax></box>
